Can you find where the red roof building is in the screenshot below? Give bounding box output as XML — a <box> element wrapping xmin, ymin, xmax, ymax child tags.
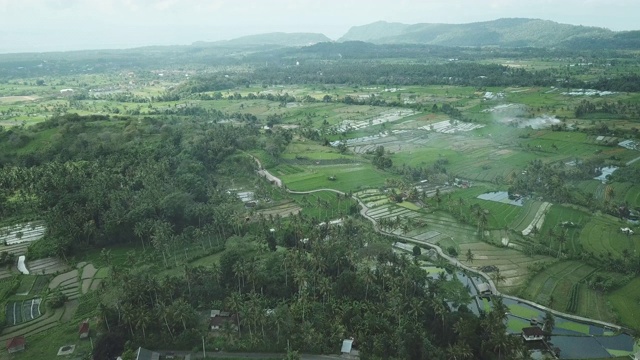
<box><xmin>79</xmin><ymin>321</ymin><xmax>90</xmax><ymax>339</ymax></box>
<box><xmin>6</xmin><ymin>336</ymin><xmax>25</xmax><ymax>353</ymax></box>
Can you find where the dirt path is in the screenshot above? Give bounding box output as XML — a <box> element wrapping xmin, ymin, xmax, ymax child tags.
<box><xmin>626</xmin><ymin>154</ymin><xmax>640</xmax><ymax>166</ymax></box>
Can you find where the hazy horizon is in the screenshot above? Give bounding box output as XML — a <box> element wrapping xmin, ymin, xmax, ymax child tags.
<box><xmin>1</xmin><ymin>0</ymin><xmax>639</xmax><ymax>54</ymax></box>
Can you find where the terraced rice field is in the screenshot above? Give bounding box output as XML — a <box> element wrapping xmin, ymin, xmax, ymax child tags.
<box><xmin>520</xmin><ymin>261</ymin><xmax>602</xmax><ymax>311</ymax></box>
<box><xmin>0</xmin><ymin>221</ymin><xmax>45</xmax><ymax>246</ymax></box>
<box><xmin>510</xmin><ymin>200</ymin><xmax>544</xmax><ymax>232</ymax></box>
<box><xmin>609</xmin><ymin>181</ymin><xmax>640</xmax><ymax>208</ymax></box>
<box><xmin>256</xmin><ymin>200</ymin><xmax>302</xmax><ymax>218</ymax></box>
<box><xmin>459</xmin><ymin>241</ymin><xmax>551</xmax><ymax>291</ymax></box>
<box><xmin>580</xmin><ymin>217</ymin><xmax>638</xmax><ymax>257</ymax></box>
<box><xmin>80</xmin><ymin>264</ymin><xmax>97</xmax><ymax>294</ymax></box>
<box><xmin>609</xmin><ymin>278</ymin><xmax>640</xmax><ymax>331</ymax></box>
<box><xmin>536</xmin><ymin>205</ymin><xmax>591</xmax><ymax>254</ymax></box>
<box><xmin>26</xmin><ymin>257</ymin><xmax>69</xmax><ymax>275</ymax></box>
<box><xmin>358</xmin><ymin>189</ymin><xmax>553</xmax><ymax>292</ymax></box>
<box><xmin>521</xmin><ymin>202</ymin><xmax>552</xmax><ymax>236</ymax></box>
<box><xmin>5</xmin><ymin>298</ymin><xmax>42</xmax><ymax>325</ymax></box>
<box><xmin>0</xmin><ymin>306</ymin><xmax>64</xmax><ymax>343</ymax></box>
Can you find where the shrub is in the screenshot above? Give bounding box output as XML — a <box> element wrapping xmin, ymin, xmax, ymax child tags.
<box><xmin>447</xmin><ymin>246</ymin><xmax>458</xmax><ymax>257</ymax></box>
<box><xmin>47</xmin><ymin>290</ymin><xmax>67</xmax><ymax>309</ymax></box>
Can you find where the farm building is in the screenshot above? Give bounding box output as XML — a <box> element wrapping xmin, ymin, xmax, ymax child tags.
<box><xmin>135</xmin><ymin>347</ymin><xmax>160</xmax><ymax>360</ymax></box>
<box><xmin>6</xmin><ymin>336</ymin><xmax>25</xmax><ymax>353</ymax></box>
<box><xmin>522</xmin><ymin>327</ymin><xmax>545</xmax><ymax>341</ymax></box>
<box><xmin>59</xmin><ymin>88</ymin><xmax>74</xmax><ymax>96</ymax></box>
<box><xmin>621</xmin><ymin>227</ymin><xmax>634</xmax><ymax>235</ymax></box>
<box><xmin>79</xmin><ymin>320</ymin><xmax>90</xmax><ymax>339</ymax></box>
<box><xmin>477</xmin><ymin>282</ymin><xmax>492</xmax><ymax>296</ymax></box>
<box><xmin>341</xmin><ymin>338</ymin><xmax>359</xmax><ymax>358</ymax></box>
<box><xmin>210</xmin><ymin>310</ymin><xmax>238</xmax><ymax>331</ymax></box>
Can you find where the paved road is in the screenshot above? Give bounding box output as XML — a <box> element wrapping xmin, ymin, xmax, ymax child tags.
<box><xmin>250</xmin><ymin>155</ymin><xmax>625</xmax><ymax>331</ymax></box>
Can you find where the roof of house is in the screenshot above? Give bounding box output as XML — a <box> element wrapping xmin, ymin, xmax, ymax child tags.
<box><xmin>6</xmin><ymin>336</ymin><xmax>25</xmax><ymax>349</ymax></box>
<box><xmin>136</xmin><ymin>347</ymin><xmax>160</xmax><ymax>360</ymax></box>
<box><xmin>341</xmin><ymin>339</ymin><xmax>353</xmax><ymax>354</ymax></box>
<box><xmin>477</xmin><ymin>283</ymin><xmax>491</xmax><ymax>293</ymax></box>
<box><xmin>522</xmin><ymin>327</ymin><xmax>544</xmax><ymax>337</ymax></box>
<box><xmin>211</xmin><ymin>313</ymin><xmax>238</xmax><ymax>327</ymax></box>
<box><xmin>79</xmin><ymin>321</ymin><xmax>90</xmax><ymax>334</ymax></box>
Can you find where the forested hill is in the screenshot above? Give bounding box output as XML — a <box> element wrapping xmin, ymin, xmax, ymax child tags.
<box><xmin>193</xmin><ymin>32</ymin><xmax>331</xmax><ymax>47</ymax></box>
<box><xmin>339</xmin><ymin>18</ymin><xmax>624</xmax><ymax>49</ymax></box>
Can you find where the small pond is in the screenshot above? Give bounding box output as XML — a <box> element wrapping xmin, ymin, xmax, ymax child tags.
<box><xmin>594</xmin><ymin>166</ymin><xmax>618</xmax><ymax>182</ymax></box>
<box><xmin>477</xmin><ymin>191</ymin><xmax>524</xmax><ymax>206</ymax></box>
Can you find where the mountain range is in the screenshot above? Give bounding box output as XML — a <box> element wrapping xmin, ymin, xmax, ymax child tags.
<box><xmin>196</xmin><ymin>18</ymin><xmax>640</xmax><ymax>50</ymax></box>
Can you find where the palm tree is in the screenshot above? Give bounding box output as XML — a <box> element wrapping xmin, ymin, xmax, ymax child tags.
<box><xmin>465</xmin><ymin>249</ymin><xmax>474</xmax><ymax>263</ymax></box>
<box><xmin>136</xmin><ymin>309</ymin><xmax>152</xmax><ymax>340</ymax></box>
<box><xmin>447</xmin><ymin>340</ymin><xmax>473</xmax><ymax>360</ymax></box>
<box><xmin>542</xmin><ymin>311</ymin><xmax>555</xmax><ymax>337</ymax></box>
<box><xmin>556</xmin><ymin>228</ymin><xmax>568</xmax><ymax>258</ymax></box>
<box><xmin>122</xmin><ymin>304</ymin><xmax>135</xmax><ymax>336</ymax></box>
<box><xmin>604</xmin><ymin>185</ymin><xmax>614</xmax><ymax>203</ymax></box>
<box><xmin>492</xmin><ymin>268</ymin><xmax>506</xmax><ymax>286</ymax></box>
<box><xmin>171</xmin><ymin>299</ymin><xmax>193</xmax><ymax>332</ymax></box>
<box><xmin>225</xmin><ymin>292</ymin><xmax>244</xmax><ymax>336</ymax></box>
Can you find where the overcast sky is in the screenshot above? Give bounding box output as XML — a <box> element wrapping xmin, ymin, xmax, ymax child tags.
<box><xmin>1</xmin><ymin>0</ymin><xmax>638</xmax><ymax>53</ymax></box>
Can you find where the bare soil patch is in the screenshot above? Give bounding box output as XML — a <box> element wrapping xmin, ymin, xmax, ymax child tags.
<box><xmin>81</xmin><ymin>264</ymin><xmax>97</xmax><ymax>280</ymax></box>
<box><xmin>0</xmin><ymin>96</ymin><xmax>39</xmax><ymax>103</ymax></box>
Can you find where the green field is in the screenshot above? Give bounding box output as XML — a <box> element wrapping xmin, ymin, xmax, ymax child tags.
<box><xmin>609</xmin><ymin>277</ymin><xmax>640</xmax><ymax>331</ymax></box>
<box><xmin>521</xmin><ymin>261</ymin><xmax>590</xmax><ymax>306</ymax></box>
<box><xmin>538</xmin><ymin>205</ymin><xmax>592</xmax><ymax>254</ymax></box>
<box><xmin>580</xmin><ymin>217</ymin><xmax>639</xmax><ymax>258</ymax></box>
<box><xmin>279</xmin><ymin>164</ymin><xmax>393</xmax><ymax>192</ymax></box>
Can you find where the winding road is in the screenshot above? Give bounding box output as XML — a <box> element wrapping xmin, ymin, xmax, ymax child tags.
<box><xmin>251</xmin><ymin>156</ymin><xmax>625</xmax><ymax>331</ymax></box>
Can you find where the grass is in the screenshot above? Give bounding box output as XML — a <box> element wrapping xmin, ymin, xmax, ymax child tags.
<box><xmin>507</xmin><ymin>316</ymin><xmax>531</xmax><ymax>333</ymax></box>
<box><xmin>279</xmin><ymin>164</ymin><xmax>394</xmax><ymax>192</ymax></box>
<box><xmin>397</xmin><ymin>201</ymin><xmax>420</xmax><ymax>211</ymax></box>
<box><xmin>15</xmin><ymin>276</ymin><xmax>37</xmax><ymax>295</ymax></box>
<box><xmin>10</xmin><ymin>319</ymin><xmax>93</xmax><ymax>360</ymax></box>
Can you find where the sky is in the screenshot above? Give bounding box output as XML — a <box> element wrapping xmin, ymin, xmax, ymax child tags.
<box><xmin>0</xmin><ymin>0</ymin><xmax>639</xmax><ymax>53</ymax></box>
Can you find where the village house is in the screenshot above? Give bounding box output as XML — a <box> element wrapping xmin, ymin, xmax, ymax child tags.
<box><xmin>135</xmin><ymin>347</ymin><xmax>160</xmax><ymax>360</ymax></box>
<box><xmin>522</xmin><ymin>326</ymin><xmax>545</xmax><ymax>341</ymax></box>
<box><xmin>6</xmin><ymin>336</ymin><xmax>25</xmax><ymax>353</ymax></box>
<box><xmin>79</xmin><ymin>320</ymin><xmax>90</xmax><ymax>339</ymax></box>
<box><xmin>341</xmin><ymin>338</ymin><xmax>359</xmax><ymax>358</ymax></box>
<box><xmin>476</xmin><ymin>282</ymin><xmax>492</xmax><ymax>297</ymax></box>
<box><xmin>210</xmin><ymin>310</ymin><xmax>239</xmax><ymax>331</ymax></box>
